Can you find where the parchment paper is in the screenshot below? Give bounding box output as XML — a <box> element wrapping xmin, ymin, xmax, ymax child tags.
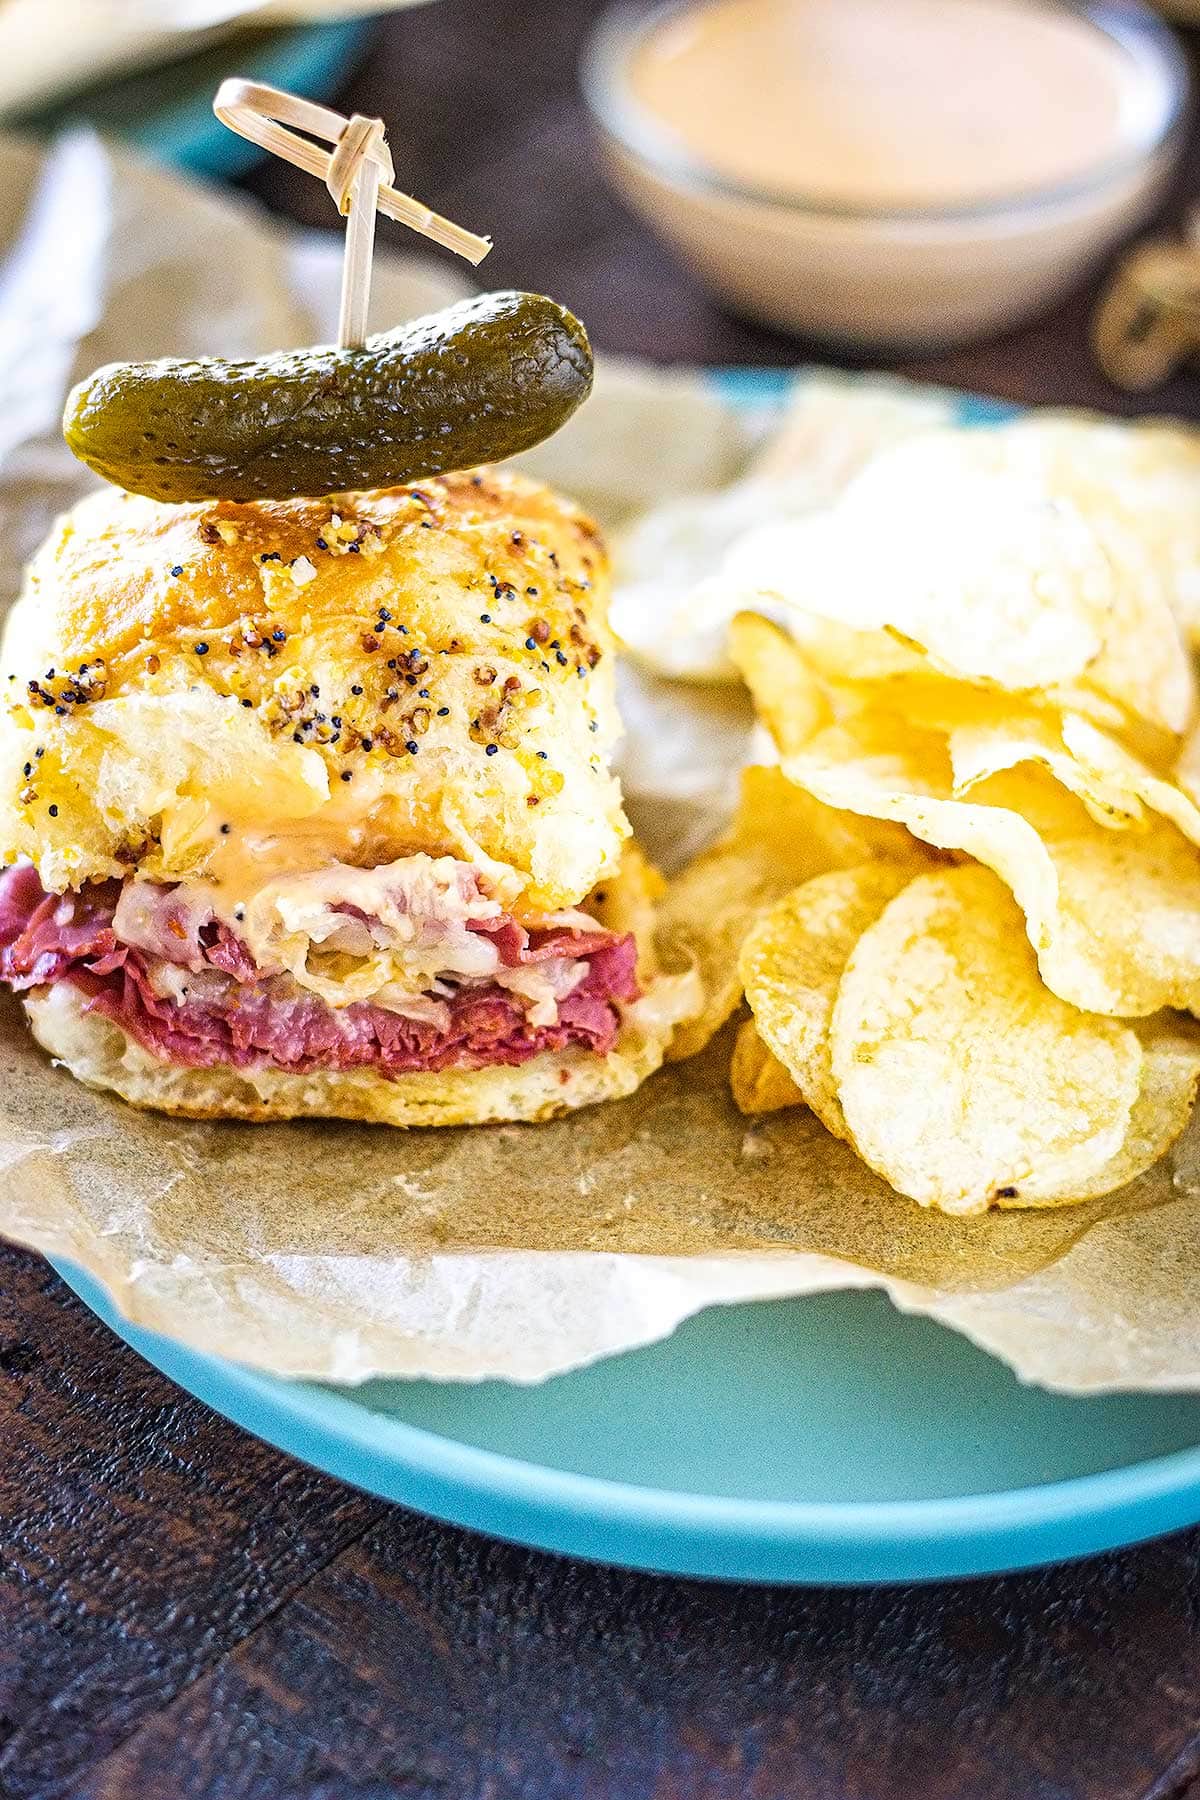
<box><xmin>0</xmin><ymin>130</ymin><xmax>1198</xmax><ymax>1391</ymax></box>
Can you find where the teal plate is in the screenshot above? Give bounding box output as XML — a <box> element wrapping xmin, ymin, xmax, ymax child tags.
<box><xmin>13</xmin><ymin>21</ymin><xmax>374</xmax><ymax>178</ymax></box>
<box><xmin>51</xmin><ymin>1258</ymin><xmax>1200</xmax><ymax>1585</ymax></box>
<box><xmin>41</xmin><ymin>371</ymin><xmax>1200</xmax><ymax>1583</ymax></box>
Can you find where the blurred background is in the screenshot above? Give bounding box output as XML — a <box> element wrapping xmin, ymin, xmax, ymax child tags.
<box><xmin>4</xmin><ymin>0</ymin><xmax>1200</xmax><ymax>407</ymax></box>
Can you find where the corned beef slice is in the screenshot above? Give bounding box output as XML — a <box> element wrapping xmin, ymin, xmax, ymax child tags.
<box><xmin>0</xmin><ymin>865</ymin><xmax>637</xmax><ymax>1076</ymax></box>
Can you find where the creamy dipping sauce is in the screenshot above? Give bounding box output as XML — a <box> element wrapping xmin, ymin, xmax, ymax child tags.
<box><xmin>628</xmin><ymin>0</ymin><xmax>1161</xmax><ymax>210</ymax></box>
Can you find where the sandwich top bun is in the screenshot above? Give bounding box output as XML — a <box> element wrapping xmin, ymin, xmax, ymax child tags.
<box><xmin>0</xmin><ymin>468</ymin><xmax>626</xmax><ymax>912</ymax></box>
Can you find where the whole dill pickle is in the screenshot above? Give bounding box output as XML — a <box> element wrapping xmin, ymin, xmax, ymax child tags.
<box><xmin>63</xmin><ymin>291</ymin><xmax>593</xmax><ymax>504</ymax></box>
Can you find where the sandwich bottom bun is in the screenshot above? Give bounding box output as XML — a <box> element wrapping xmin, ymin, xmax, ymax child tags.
<box><xmin>25</xmin><ymin>976</ymin><xmax>698</xmax><ymax>1128</ymax></box>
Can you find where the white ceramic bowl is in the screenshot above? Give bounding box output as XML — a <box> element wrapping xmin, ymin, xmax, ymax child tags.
<box><xmin>582</xmin><ymin>0</ymin><xmax>1191</xmax><ymax>352</ymax></box>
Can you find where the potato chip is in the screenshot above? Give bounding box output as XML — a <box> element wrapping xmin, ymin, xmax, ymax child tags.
<box><xmin>831</xmin><ymin>864</ymin><xmax>1144</xmax><ymax>1214</ymax></box>
<box><xmin>1004</xmin><ymin>415</ymin><xmax>1200</xmax><ymax>654</ymax></box>
<box><xmin>608</xmin><ymin>372</ymin><xmax>954</xmax><ymax>683</ymax></box>
<box><xmin>1178</xmin><ymin>722</ymin><xmax>1200</xmax><ymax>813</ymax></box>
<box><xmin>727</xmin><ymin>612</ymin><xmax>832</xmax><ymax>754</ymax></box>
<box><xmin>782</xmin><ymin>718</ymin><xmax>1200</xmax><ymax>1018</ymax></box>
<box><xmin>995</xmin><ymin>1013</ymin><xmax>1200</xmax><ymax>1210</ymax></box>
<box><xmin>657</xmin><ymin>764</ymin><xmax>915</xmax><ymax>1061</ymax></box>
<box><xmin>947</xmin><ymin>707</ymin><xmax>1149</xmax><ymax>831</ymax></box>
<box><xmin>729</xmin><ymin>611</ymin><xmax>963</xmax><ymax>771</ymax></box>
<box><xmin>763</xmin><ymin>616</ymin><xmax>1177</xmax><ymax>770</ymax></box>
<box><xmin>728</xmin><ymin>611</ymin><xmax>989</xmax><ymax>753</ymax></box>
<box><xmin>730</xmin><ymin>435</ymin><xmax>1112</xmax><ymax>686</ymax></box>
<box><xmin>1022</xmin><ymin>818</ymin><xmax>1200</xmax><ymax>1020</ymax></box>
<box><xmin>942</xmin><ymin>702</ymin><xmax>1200</xmax><ymax>842</ymax></box>
<box><xmin>996</xmin><ymin>425</ymin><xmax>1196</xmax><ymax>737</ymax></box>
<box><xmin>729</xmin><ymin>1016</ymin><xmax>803</xmax><ymax>1116</ymax></box>
<box><xmin>726</xmin><ymin>426</ymin><xmax>1195</xmax><ymax>737</ymax></box>
<box><xmin>776</xmin><ymin>610</ymin><xmax>927</xmax><ymax>687</ymax></box>
<box><xmin>1047</xmin><ymin>686</ymin><xmax>1178</xmax><ymax>768</ymax></box>
<box><xmin>862</xmin><ymin>680</ymin><xmax>1200</xmax><ymax>845</ymax></box>
<box><xmin>1059</xmin><ymin>713</ymin><xmax>1200</xmax><ymax>844</ymax></box>
<box><xmin>739</xmin><ymin>863</ymin><xmax>916</xmax><ymax>1138</ymax></box>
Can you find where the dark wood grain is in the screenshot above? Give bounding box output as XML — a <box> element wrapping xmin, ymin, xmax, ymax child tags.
<box><xmin>0</xmin><ymin>1244</ymin><xmax>385</xmax><ymax>1799</ymax></box>
<box><xmin>7</xmin><ymin>3</ymin><xmax>1200</xmax><ymax>1796</ymax></box>
<box><xmin>67</xmin><ymin>1507</ymin><xmax>1200</xmax><ymax>1800</ymax></box>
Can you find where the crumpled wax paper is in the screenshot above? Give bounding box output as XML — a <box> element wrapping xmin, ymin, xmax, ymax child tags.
<box><xmin>0</xmin><ymin>2</ymin><xmax>430</xmax><ymax>118</ymax></box>
<box><xmin>0</xmin><ymin>129</ymin><xmax>1199</xmax><ymax>1390</ymax></box>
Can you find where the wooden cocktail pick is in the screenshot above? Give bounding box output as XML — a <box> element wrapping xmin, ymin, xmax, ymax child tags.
<box><xmin>213</xmin><ymin>79</ymin><xmax>492</xmax><ymax>350</ymax></box>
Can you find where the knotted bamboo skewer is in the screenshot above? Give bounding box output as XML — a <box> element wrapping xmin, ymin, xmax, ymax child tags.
<box><xmin>213</xmin><ymin>78</ymin><xmax>492</xmax><ymax>350</ymax></box>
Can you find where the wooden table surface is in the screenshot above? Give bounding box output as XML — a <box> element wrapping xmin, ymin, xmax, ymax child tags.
<box><xmin>7</xmin><ymin>3</ymin><xmax>1200</xmax><ymax>1796</ymax></box>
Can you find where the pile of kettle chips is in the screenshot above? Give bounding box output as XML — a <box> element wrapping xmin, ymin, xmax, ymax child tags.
<box><xmin>652</xmin><ymin>415</ymin><xmax>1200</xmax><ymax>1220</ymax></box>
